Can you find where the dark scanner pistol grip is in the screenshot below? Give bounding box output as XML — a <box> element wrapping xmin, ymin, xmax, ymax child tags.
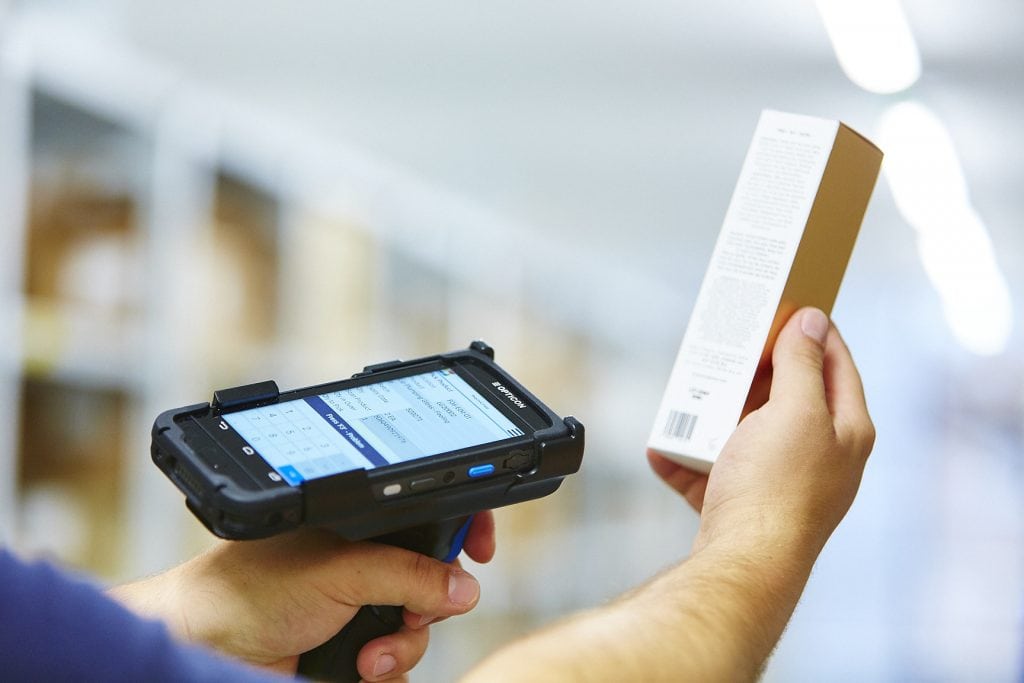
<box><xmin>296</xmin><ymin>515</ymin><xmax>474</xmax><ymax>683</ymax></box>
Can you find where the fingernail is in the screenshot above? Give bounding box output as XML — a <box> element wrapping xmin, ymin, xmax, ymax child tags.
<box><xmin>373</xmin><ymin>653</ymin><xmax>397</xmax><ymax>678</ymax></box>
<box><xmin>448</xmin><ymin>570</ymin><xmax>479</xmax><ymax>606</ymax></box>
<box><xmin>417</xmin><ymin>614</ymin><xmax>436</xmax><ymax>627</ymax></box>
<box><xmin>800</xmin><ymin>308</ymin><xmax>829</xmax><ymax>345</ymax></box>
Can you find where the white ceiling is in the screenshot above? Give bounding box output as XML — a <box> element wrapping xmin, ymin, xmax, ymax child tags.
<box><xmin>14</xmin><ymin>1</ymin><xmax>1024</xmax><ymax>299</ymax></box>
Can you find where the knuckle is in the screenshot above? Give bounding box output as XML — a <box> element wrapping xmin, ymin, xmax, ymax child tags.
<box><xmin>404</xmin><ymin>626</ymin><xmax>430</xmax><ymax>666</ymax></box>
<box><xmin>838</xmin><ymin>414</ymin><xmax>875</xmax><ymax>462</ymax></box>
<box><xmin>790</xmin><ymin>344</ymin><xmax>825</xmax><ymax>372</ymax></box>
<box><xmin>858</xmin><ymin>418</ymin><xmax>877</xmax><ymax>459</ymax></box>
<box><xmin>408</xmin><ymin>552</ymin><xmax>445</xmax><ymax>595</ymax></box>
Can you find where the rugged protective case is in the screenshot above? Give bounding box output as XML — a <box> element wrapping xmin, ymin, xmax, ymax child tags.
<box><xmin>151</xmin><ymin>341</ymin><xmax>585</xmax><ymax>541</ymax></box>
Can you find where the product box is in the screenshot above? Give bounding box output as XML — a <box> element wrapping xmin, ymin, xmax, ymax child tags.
<box><xmin>647</xmin><ymin>110</ymin><xmax>882</xmax><ymax>472</ymax></box>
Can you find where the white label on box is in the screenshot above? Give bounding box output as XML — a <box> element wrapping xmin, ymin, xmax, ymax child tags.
<box><xmin>648</xmin><ymin>110</ymin><xmax>839</xmax><ymax>468</ymax></box>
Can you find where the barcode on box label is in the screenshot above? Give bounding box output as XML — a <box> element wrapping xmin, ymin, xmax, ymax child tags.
<box><xmin>664</xmin><ymin>410</ymin><xmax>698</xmax><ymax>440</ymax></box>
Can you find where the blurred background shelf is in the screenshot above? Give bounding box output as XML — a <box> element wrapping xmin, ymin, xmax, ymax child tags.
<box><xmin>21</xmin><ymin>299</ymin><xmax>144</xmax><ymax>390</ymax></box>
<box><xmin>17</xmin><ymin>375</ymin><xmax>129</xmax><ymax>576</ymax></box>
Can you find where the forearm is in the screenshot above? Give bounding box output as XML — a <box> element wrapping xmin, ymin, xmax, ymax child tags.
<box><xmin>462</xmin><ymin>532</ymin><xmax>817</xmax><ymax>683</ymax></box>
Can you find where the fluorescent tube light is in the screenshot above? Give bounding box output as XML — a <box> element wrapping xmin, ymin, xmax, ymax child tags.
<box><xmin>815</xmin><ymin>0</ymin><xmax>921</xmax><ymax>94</ymax></box>
<box><xmin>879</xmin><ymin>101</ymin><xmax>1013</xmax><ymax>356</ymax></box>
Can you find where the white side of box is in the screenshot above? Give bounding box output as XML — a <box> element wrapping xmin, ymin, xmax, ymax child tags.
<box><xmin>647</xmin><ymin>110</ymin><xmax>839</xmax><ymax>470</ymax></box>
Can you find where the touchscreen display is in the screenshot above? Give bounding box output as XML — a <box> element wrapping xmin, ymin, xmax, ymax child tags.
<box><xmin>223</xmin><ymin>368</ymin><xmax>524</xmax><ymax>485</ymax></box>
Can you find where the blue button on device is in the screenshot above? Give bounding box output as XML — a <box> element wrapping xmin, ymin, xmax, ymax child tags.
<box><xmin>467</xmin><ymin>464</ymin><xmax>496</xmax><ymax>478</ymax></box>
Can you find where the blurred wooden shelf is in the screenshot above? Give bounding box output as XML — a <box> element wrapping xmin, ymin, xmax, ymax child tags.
<box><xmin>21</xmin><ymin>298</ymin><xmax>144</xmax><ymax>391</ymax></box>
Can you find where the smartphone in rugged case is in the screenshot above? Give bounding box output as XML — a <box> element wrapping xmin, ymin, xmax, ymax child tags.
<box><xmin>151</xmin><ymin>341</ymin><xmax>584</xmax><ymax>540</ymax></box>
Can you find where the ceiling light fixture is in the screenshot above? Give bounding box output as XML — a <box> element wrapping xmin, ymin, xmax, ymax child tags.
<box><xmin>879</xmin><ymin>101</ymin><xmax>1013</xmax><ymax>356</ymax></box>
<box><xmin>814</xmin><ymin>0</ymin><xmax>921</xmax><ymax>94</ymax></box>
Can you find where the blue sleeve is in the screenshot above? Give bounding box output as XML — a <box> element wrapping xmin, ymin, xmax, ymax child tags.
<box><xmin>0</xmin><ymin>548</ymin><xmax>294</xmax><ymax>682</ymax></box>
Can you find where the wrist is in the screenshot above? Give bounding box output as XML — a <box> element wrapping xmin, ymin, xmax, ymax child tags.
<box><xmin>108</xmin><ymin>566</ymin><xmax>194</xmax><ymax>642</ymax></box>
<box><xmin>163</xmin><ymin>553</ymin><xmax>236</xmax><ymax>651</ymax></box>
<box><xmin>691</xmin><ymin>508</ymin><xmax>824</xmax><ymax>577</ymax></box>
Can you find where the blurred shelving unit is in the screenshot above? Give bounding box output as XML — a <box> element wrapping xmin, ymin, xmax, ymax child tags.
<box><xmin>0</xmin><ymin>20</ymin><xmax>30</xmax><ymax>546</ymax></box>
<box><xmin>1</xmin><ymin>20</ymin><xmax>204</xmax><ymax>575</ymax></box>
<box><xmin>21</xmin><ymin>92</ymin><xmax>158</xmax><ymax>575</ymax></box>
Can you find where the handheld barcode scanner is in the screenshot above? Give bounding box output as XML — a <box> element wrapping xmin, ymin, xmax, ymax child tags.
<box><xmin>150</xmin><ymin>342</ymin><xmax>584</xmax><ymax>682</ymax></box>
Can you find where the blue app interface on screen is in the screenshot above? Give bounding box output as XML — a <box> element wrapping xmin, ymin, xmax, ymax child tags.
<box><xmin>223</xmin><ymin>369</ymin><xmax>524</xmax><ymax>485</ymax></box>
